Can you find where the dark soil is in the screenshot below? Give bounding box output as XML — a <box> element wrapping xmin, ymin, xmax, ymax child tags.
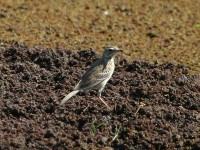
<box><xmin>0</xmin><ymin>43</ymin><xmax>199</xmax><ymax>149</ymax></box>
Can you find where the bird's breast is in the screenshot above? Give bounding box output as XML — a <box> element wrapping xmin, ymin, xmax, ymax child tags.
<box><xmin>103</xmin><ymin>59</ymin><xmax>115</xmax><ymax>74</ymax></box>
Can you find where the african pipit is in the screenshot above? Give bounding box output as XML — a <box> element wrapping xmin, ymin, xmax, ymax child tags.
<box><xmin>60</xmin><ymin>46</ymin><xmax>123</xmax><ymax>109</ymax></box>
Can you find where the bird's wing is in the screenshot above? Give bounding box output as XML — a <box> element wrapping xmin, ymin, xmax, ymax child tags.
<box><xmin>74</xmin><ymin>59</ymin><xmax>112</xmax><ymax>90</ymax></box>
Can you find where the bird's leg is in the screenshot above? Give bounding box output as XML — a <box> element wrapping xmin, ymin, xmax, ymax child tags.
<box><xmin>99</xmin><ymin>96</ymin><xmax>111</xmax><ymax>110</ymax></box>
<box><xmin>84</xmin><ymin>90</ymin><xmax>90</xmax><ymax>107</ymax></box>
<box><xmin>98</xmin><ymin>91</ymin><xmax>111</xmax><ymax>110</ymax></box>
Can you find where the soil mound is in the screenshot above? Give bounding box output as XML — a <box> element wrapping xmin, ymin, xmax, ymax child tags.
<box><xmin>0</xmin><ymin>43</ymin><xmax>199</xmax><ymax>149</ymax></box>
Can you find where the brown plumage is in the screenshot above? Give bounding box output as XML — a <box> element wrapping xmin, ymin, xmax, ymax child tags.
<box><xmin>60</xmin><ymin>46</ymin><xmax>123</xmax><ymax>109</ymax></box>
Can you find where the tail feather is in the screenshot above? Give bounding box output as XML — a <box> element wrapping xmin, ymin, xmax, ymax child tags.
<box><xmin>60</xmin><ymin>90</ymin><xmax>79</xmax><ymax>105</ymax></box>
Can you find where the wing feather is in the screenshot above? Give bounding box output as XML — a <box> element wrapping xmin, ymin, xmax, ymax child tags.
<box><xmin>74</xmin><ymin>59</ymin><xmax>113</xmax><ymax>90</ymax></box>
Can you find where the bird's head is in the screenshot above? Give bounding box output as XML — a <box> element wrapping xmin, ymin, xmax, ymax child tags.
<box><xmin>103</xmin><ymin>46</ymin><xmax>123</xmax><ymax>58</ymax></box>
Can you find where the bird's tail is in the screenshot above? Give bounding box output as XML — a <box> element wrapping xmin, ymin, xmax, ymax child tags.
<box><xmin>60</xmin><ymin>90</ymin><xmax>79</xmax><ymax>105</ymax></box>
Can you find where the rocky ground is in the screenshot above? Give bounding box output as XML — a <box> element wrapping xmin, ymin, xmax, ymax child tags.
<box><xmin>0</xmin><ymin>43</ymin><xmax>199</xmax><ymax>149</ymax></box>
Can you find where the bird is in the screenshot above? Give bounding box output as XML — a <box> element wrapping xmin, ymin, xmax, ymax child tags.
<box><xmin>60</xmin><ymin>46</ymin><xmax>123</xmax><ymax>110</ymax></box>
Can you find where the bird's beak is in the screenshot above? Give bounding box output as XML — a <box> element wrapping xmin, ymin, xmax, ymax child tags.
<box><xmin>117</xmin><ymin>49</ymin><xmax>123</xmax><ymax>53</ymax></box>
